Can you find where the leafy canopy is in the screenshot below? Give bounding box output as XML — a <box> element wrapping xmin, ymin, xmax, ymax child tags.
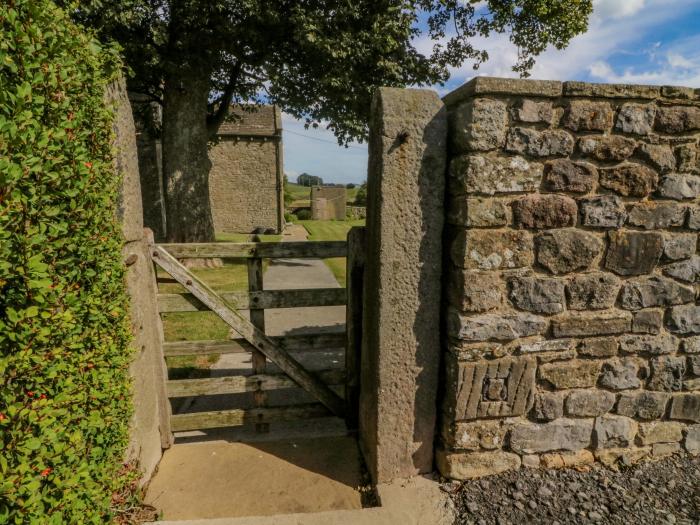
<box><xmin>64</xmin><ymin>0</ymin><xmax>592</xmax><ymax>144</ymax></box>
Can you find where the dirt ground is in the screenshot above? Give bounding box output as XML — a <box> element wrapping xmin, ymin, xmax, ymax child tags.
<box><xmin>449</xmin><ymin>454</ymin><xmax>700</xmax><ymax>525</ymax></box>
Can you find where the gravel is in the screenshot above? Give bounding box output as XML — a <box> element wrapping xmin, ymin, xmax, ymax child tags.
<box><xmin>448</xmin><ymin>455</ymin><xmax>700</xmax><ymax>525</ymax></box>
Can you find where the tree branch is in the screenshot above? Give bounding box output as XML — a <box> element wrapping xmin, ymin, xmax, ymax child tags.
<box><xmin>206</xmin><ymin>61</ymin><xmax>243</xmax><ymax>134</ymax></box>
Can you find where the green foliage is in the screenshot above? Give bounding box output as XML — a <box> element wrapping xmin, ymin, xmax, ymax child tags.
<box><xmin>297</xmin><ymin>173</ymin><xmax>324</xmax><ymax>187</ymax></box>
<box><xmin>283</xmin><ymin>175</ymin><xmax>294</xmax><ymax>208</ymax></box>
<box><xmin>59</xmin><ymin>0</ymin><xmax>593</xmax><ymax>145</ymax></box>
<box><xmin>0</xmin><ymin>1</ymin><xmax>133</xmax><ymax>522</ymax></box>
<box><xmin>354</xmin><ymin>182</ymin><xmax>368</xmax><ymax>207</ymax></box>
<box><xmin>294</xmin><ymin>209</ymin><xmax>313</xmax><ymax>221</ymax></box>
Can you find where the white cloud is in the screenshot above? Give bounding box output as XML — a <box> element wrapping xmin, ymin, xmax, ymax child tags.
<box><xmin>592</xmin><ymin>0</ymin><xmax>646</xmax><ymax>19</ymax></box>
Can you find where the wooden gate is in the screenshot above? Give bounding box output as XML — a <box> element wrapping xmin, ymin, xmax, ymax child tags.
<box><xmin>151</xmin><ymin>238</ymin><xmax>363</xmax><ymax>435</ymax></box>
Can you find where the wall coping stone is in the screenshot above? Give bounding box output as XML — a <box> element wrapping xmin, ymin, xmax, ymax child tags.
<box><xmin>444</xmin><ymin>77</ymin><xmax>700</xmax><ymax>107</ymax></box>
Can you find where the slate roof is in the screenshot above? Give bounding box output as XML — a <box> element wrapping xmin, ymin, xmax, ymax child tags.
<box><xmin>217</xmin><ymin>105</ymin><xmax>281</xmax><ymax>137</ymax></box>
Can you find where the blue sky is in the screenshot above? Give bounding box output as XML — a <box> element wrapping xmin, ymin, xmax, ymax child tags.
<box><xmin>284</xmin><ymin>0</ymin><xmax>700</xmax><ymax>185</ymax></box>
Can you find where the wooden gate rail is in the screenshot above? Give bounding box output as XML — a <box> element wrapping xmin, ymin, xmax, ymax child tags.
<box><xmin>158</xmin><ymin>288</ymin><xmax>346</xmax><ymax>312</ymax></box>
<box><xmin>171</xmin><ymin>404</ymin><xmax>332</xmax><ymax>432</ymax></box>
<box><xmin>158</xmin><ymin>241</ymin><xmax>346</xmax><ymax>259</ymax></box>
<box><xmin>151</xmin><ymin>244</ymin><xmax>346</xmax><ymax>419</ymax></box>
<box><xmin>161</xmin><ymin>331</ymin><xmax>345</xmax><ymax>357</ymax></box>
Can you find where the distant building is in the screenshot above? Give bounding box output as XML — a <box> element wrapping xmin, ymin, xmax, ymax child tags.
<box><xmin>131</xmin><ymin>100</ymin><xmax>284</xmax><ymax>239</ymax></box>
<box><xmin>311</xmin><ymin>186</ymin><xmax>346</xmax><ymax>220</ymax></box>
<box><xmin>209</xmin><ymin>106</ymin><xmax>284</xmax><ymax>234</ymax></box>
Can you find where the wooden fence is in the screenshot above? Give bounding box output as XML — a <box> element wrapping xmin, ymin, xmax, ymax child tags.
<box><xmin>153</xmin><ymin>239</ymin><xmax>359</xmax><ymax>434</ymax></box>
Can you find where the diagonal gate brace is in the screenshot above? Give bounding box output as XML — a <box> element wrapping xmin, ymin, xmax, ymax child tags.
<box><xmin>150</xmin><ymin>244</ymin><xmax>346</xmax><ymax>418</ymax></box>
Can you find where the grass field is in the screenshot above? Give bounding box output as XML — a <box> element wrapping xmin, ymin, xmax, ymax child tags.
<box><xmin>287</xmin><ymin>182</ymin><xmax>362</xmax><ymax>207</ymax></box>
<box><xmin>298</xmin><ymin>219</ymin><xmax>365</xmax><ymax>285</ymax></box>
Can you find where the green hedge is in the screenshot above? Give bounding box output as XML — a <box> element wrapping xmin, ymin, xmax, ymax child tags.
<box><xmin>0</xmin><ymin>1</ymin><xmax>133</xmax><ymax>522</ymax></box>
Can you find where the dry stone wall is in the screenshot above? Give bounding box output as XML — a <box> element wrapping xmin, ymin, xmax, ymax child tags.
<box><xmin>438</xmin><ymin>77</ymin><xmax>700</xmax><ymax>479</ymax></box>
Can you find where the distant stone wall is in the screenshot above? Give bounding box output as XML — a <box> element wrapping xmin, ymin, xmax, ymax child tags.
<box><xmin>311</xmin><ymin>186</ymin><xmax>347</xmax><ymax>220</ymax></box>
<box><xmin>438</xmin><ymin>77</ymin><xmax>700</xmax><ymax>479</ymax></box>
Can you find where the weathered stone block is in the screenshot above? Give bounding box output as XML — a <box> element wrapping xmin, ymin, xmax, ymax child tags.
<box><xmin>436</xmin><ymin>450</ymin><xmax>521</xmax><ymax>480</ymax></box>
<box><xmin>667</xmin><ymin>304</ymin><xmax>700</xmax><ymax>335</ymax></box>
<box><xmin>676</xmin><ymin>143</ymin><xmax>698</xmax><ymax>172</ymax></box>
<box><xmin>619</xmin><ymin>276</ymin><xmax>694</xmax><ymax>309</ymax></box>
<box><xmin>539</xmin><ymin>360</ymin><xmax>602</xmax><ymax>389</ymax></box>
<box><xmin>599</xmin><ymin>358</ymin><xmax>641</xmax><ymax>390</ymax></box>
<box><xmin>450</xmin><ymin>98</ymin><xmax>508</xmax><ymax>152</ymax></box>
<box><xmin>447</xmin><ymin>269</ymin><xmax>502</xmax><ymax>313</ymax></box>
<box><xmin>543</xmin><ymin>159</ymin><xmax>597</xmax><ymax>193</ymax></box>
<box><xmin>664</xmin><ymin>254</ymin><xmax>700</xmax><ymax>283</ymax></box>
<box><xmin>688</xmin><ymin>205</ymin><xmax>700</xmax><ymax>230</ymax></box>
<box><xmin>654</xmin><ymin>106</ymin><xmax>700</xmax><ymax>133</ymax></box>
<box><xmin>508</xmin><ymin>276</ymin><xmax>566</xmax><ymax>314</ymax></box>
<box><xmin>449</xmin><ymin>155</ymin><xmax>543</xmax><ymax>195</ymax></box>
<box><xmin>670</xmin><ymin>394</ymin><xmax>700</xmax><ymax>422</ymax></box>
<box><xmin>447</xmin><ymin>196</ymin><xmax>510</xmax><ymax>227</ymax></box>
<box><xmin>684</xmin><ymin>336</ymin><xmax>700</xmax><ymax>354</ymax></box>
<box><xmin>596</xmin><ymin>447</ymin><xmax>650</xmax><ymax>467</ymax></box>
<box><xmin>577</xmin><ymin>338</ymin><xmax>618</xmax><ymax>358</ymax></box>
<box><xmin>684</xmin><ymin>378</ymin><xmax>700</xmax><ymax>390</ymax></box>
<box><xmin>579</xmin><ymin>195</ymin><xmax>626</xmax><ymax>228</ymax></box>
<box><xmin>450</xmin><ymin>229</ymin><xmax>533</xmax><ymax>270</ymax></box>
<box><xmin>652</xmin><ymin>442</ymin><xmax>681</xmax><ymax>457</ymax></box>
<box><xmin>510</xmin><ymin>419</ymin><xmax>593</xmax><ymax>454</ymax></box>
<box><xmin>512</xmin><ymin>194</ymin><xmax>577</xmax><ymax>229</ymax></box>
<box><xmin>636</xmin><ymin>143</ymin><xmax>676</xmax><ymax>173</ymax></box>
<box><xmin>615</xmin><ymin>103</ymin><xmax>656</xmax><ymax>135</ymax></box>
<box><xmin>663</xmin><ymin>233</ymin><xmax>697</xmax><ymax>261</ymax></box>
<box><xmin>685</xmin><ymin>425</ymin><xmax>700</xmax><ymax>454</ymax></box>
<box><xmin>536</xmin><ymin>229</ymin><xmax>603</xmax><ymax>275</ymax></box>
<box><xmin>445</xmin><ymin>420</ymin><xmax>508</xmax><ymax>450</ymax></box>
<box><xmin>531</xmin><ymin>392</ymin><xmax>565</xmax><ymax>421</ymax></box>
<box><xmin>632</xmin><ymin>310</ymin><xmax>663</xmax><ymax>334</ymax></box>
<box><xmin>617</xmin><ymin>391</ymin><xmax>670</xmax><ymax>420</ymax></box>
<box><xmin>605</xmin><ymin>231</ymin><xmax>663</xmax><ymax>276</ymax></box>
<box><xmin>566</xmin><ymin>390</ymin><xmax>615</xmax><ymax>417</ymax></box>
<box><xmin>618</xmin><ymin>333</ymin><xmax>678</xmax><ymax>356</ymax></box>
<box><xmin>563</xmin><ymin>82</ymin><xmax>660</xmax><ymax>99</ymax></box>
<box><xmin>637</xmin><ymin>422</ymin><xmax>684</xmax><ymax>445</ymax></box>
<box><xmin>648</xmin><ymin>356</ymin><xmax>686</xmax><ymax>392</ymax></box>
<box><xmin>563</xmin><ymin>100</ymin><xmax>613</xmax><ymax>132</ymax></box>
<box><xmin>515</xmin><ymin>99</ymin><xmax>553</xmax><ymax>124</ymax></box>
<box><xmin>447</xmin><ymin>309</ymin><xmax>547</xmax><ymax>342</ymax></box>
<box><xmin>599</xmin><ymin>164</ymin><xmax>659</xmax><ymax>197</ymax></box>
<box><xmin>594</xmin><ymin>415</ymin><xmax>637</xmax><ymax>448</ymax></box>
<box><xmin>566</xmin><ymin>272</ymin><xmax>620</xmax><ymax>310</ymax></box>
<box><xmin>506</xmin><ymin>127</ymin><xmax>574</xmax><ymax>157</ymax></box>
<box><xmin>579</xmin><ymin>135</ymin><xmax>636</xmax><ymax>162</ymax></box>
<box><xmin>657</xmin><ymin>173</ymin><xmax>700</xmax><ymax>200</ymax></box>
<box><xmin>443</xmin><ymin>354</ymin><xmax>537</xmax><ymax>419</ymax></box>
<box><xmin>627</xmin><ymin>202</ymin><xmax>686</xmax><ymax>229</ymax></box>
<box><xmin>551</xmin><ymin>311</ymin><xmax>631</xmax><ymax>338</ymax></box>
<box><xmin>540</xmin><ymin>450</ymin><xmax>594</xmax><ymax>469</ymax></box>
<box><xmin>518</xmin><ymin>338</ymin><xmax>575</xmax><ymax>355</ymax></box>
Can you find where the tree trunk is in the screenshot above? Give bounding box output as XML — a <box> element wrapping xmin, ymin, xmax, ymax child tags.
<box><xmin>162</xmin><ymin>67</ymin><xmax>215</xmax><ymax>243</ymax></box>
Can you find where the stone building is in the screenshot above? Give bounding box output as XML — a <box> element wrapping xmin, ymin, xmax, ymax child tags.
<box><xmin>209</xmin><ymin>105</ymin><xmax>285</xmax><ymax>234</ymax></box>
<box><xmin>311</xmin><ymin>186</ymin><xmax>347</xmax><ymax>220</ymax></box>
<box><xmin>132</xmin><ymin>103</ymin><xmax>284</xmax><ymax>238</ymax></box>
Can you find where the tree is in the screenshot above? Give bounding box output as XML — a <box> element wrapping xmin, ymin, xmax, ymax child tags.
<box><xmin>63</xmin><ymin>0</ymin><xmax>593</xmax><ymax>242</ymax></box>
<box><xmin>297</xmin><ymin>173</ymin><xmax>324</xmax><ymax>187</ymax></box>
<box><xmin>354</xmin><ymin>182</ymin><xmax>368</xmax><ymax>207</ymax></box>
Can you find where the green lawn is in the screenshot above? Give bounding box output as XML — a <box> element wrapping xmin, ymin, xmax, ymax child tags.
<box><xmin>298</xmin><ymin>219</ymin><xmax>365</xmax><ymax>285</ymax></box>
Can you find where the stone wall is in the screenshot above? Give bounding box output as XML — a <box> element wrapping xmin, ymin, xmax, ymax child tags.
<box><xmin>110</xmin><ymin>77</ymin><xmax>171</xmax><ymax>484</ymax></box>
<box><xmin>311</xmin><ymin>186</ymin><xmax>347</xmax><ymax>220</ymax></box>
<box><xmin>209</xmin><ymin>105</ymin><xmax>284</xmax><ymax>234</ymax></box>
<box><xmin>438</xmin><ymin>77</ymin><xmax>700</xmax><ymax>479</ymax></box>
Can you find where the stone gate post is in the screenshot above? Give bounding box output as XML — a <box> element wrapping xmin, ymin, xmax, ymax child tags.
<box><xmin>359</xmin><ymin>88</ymin><xmax>447</xmax><ymax>482</ymax></box>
